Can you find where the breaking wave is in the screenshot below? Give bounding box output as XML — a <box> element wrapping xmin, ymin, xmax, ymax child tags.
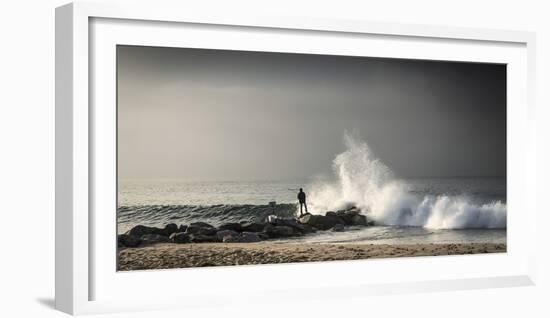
<box><xmin>308</xmin><ymin>133</ymin><xmax>506</xmax><ymax>229</ymax></box>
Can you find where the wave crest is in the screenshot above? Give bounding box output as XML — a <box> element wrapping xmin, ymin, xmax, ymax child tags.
<box><xmin>118</xmin><ymin>203</ymin><xmax>298</xmax><ymax>233</ymax></box>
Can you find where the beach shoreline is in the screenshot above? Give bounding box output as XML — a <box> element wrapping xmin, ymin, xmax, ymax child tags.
<box><xmin>118</xmin><ymin>242</ymin><xmax>506</xmax><ymax>271</ymax></box>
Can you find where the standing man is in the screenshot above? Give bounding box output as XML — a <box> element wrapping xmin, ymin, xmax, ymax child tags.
<box><xmin>297</xmin><ymin>188</ymin><xmax>308</xmax><ymax>216</ymax></box>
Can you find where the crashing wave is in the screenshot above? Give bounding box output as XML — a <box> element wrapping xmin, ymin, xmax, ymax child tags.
<box><xmin>308</xmin><ymin>132</ymin><xmax>506</xmax><ymax>229</ymax></box>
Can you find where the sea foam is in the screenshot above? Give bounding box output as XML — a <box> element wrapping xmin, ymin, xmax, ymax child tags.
<box><xmin>308</xmin><ymin>133</ymin><xmax>506</xmax><ymax>229</ymax></box>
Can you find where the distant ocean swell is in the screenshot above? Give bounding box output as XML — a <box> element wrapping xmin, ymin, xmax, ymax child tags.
<box><xmin>118</xmin><ymin>204</ymin><xmax>297</xmax><ymax>233</ymax></box>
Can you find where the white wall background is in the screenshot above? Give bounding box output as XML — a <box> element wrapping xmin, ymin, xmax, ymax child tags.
<box><xmin>0</xmin><ymin>0</ymin><xmax>548</xmax><ymax>317</ymax></box>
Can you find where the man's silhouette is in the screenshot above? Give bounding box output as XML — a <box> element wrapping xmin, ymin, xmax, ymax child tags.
<box><xmin>297</xmin><ymin>188</ymin><xmax>308</xmax><ymax>216</ymax></box>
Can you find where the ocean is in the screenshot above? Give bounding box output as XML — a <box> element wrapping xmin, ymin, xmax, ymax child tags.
<box><xmin>117</xmin><ymin>177</ymin><xmax>506</xmax><ymax>245</ymax></box>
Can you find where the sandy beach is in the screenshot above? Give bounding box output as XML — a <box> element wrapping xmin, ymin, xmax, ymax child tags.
<box><xmin>117</xmin><ymin>242</ymin><xmax>506</xmax><ymax>271</ymax></box>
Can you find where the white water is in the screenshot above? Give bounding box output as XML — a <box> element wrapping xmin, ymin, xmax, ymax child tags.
<box><xmin>308</xmin><ymin>133</ymin><xmax>507</xmax><ymax>229</ymax></box>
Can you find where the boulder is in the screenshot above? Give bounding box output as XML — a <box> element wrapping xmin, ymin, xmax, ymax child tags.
<box><xmin>264</xmin><ymin>224</ymin><xmax>295</xmax><ymax>238</ymax></box>
<box><xmin>186</xmin><ymin>224</ymin><xmax>217</xmax><ymax>236</ymax></box>
<box><xmin>299</xmin><ymin>214</ymin><xmax>344</xmax><ymax>230</ymax></box>
<box><xmin>161</xmin><ymin>223</ymin><xmax>178</xmax><ymax>236</ymax></box>
<box><xmin>216</xmin><ymin>229</ymin><xmax>239</xmax><ymax>241</ymax></box>
<box><xmin>262</xmin><ymin>223</ymin><xmax>274</xmax><ymax>235</ymax></box>
<box><xmin>189</xmin><ymin>222</ymin><xmax>215</xmax><ymax>228</ymax></box>
<box><xmin>170</xmin><ymin>232</ymin><xmax>191</xmax><ymax>243</ymax></box>
<box><xmin>224</xmin><ymin>232</ymin><xmax>262</xmax><ymax>243</ymax></box>
<box><xmin>222</xmin><ymin>236</ymin><xmax>240</xmax><ymax>243</ymax></box>
<box><xmin>140</xmin><ymin>234</ymin><xmax>170</xmax><ymax>245</ymax></box>
<box><xmin>270</xmin><ymin>218</ymin><xmax>307</xmax><ymax>233</ymax></box>
<box><xmin>189</xmin><ymin>234</ymin><xmax>217</xmax><ymax>243</ymax></box>
<box><xmin>218</xmin><ymin>222</ymin><xmax>242</xmax><ymax>232</ymax></box>
<box><xmin>240</xmin><ymin>222</ymin><xmax>266</xmax><ymax>233</ymax></box>
<box><xmin>258</xmin><ymin>232</ymin><xmax>270</xmax><ymax>240</ymax></box>
<box><xmin>351</xmin><ymin>214</ymin><xmax>368</xmax><ymax>226</ymax></box>
<box><xmin>325</xmin><ymin>212</ymin><xmax>346</xmax><ymax>225</ymax></box>
<box><xmin>241</xmin><ymin>232</ymin><xmax>262</xmax><ymax>243</ymax></box>
<box><xmin>332</xmin><ymin>224</ymin><xmax>345</xmax><ymax>232</ymax></box>
<box><xmin>240</xmin><ymin>232</ymin><xmax>262</xmax><ymax>242</ymax></box>
<box><xmin>333</xmin><ymin>211</ymin><xmax>354</xmax><ymax>225</ymax></box>
<box><xmin>178</xmin><ymin>224</ymin><xmax>188</xmax><ymax>233</ymax></box>
<box><xmin>325</xmin><ymin>211</ymin><xmax>340</xmax><ymax>218</ymax></box>
<box><xmin>300</xmin><ymin>224</ymin><xmax>318</xmax><ymax>234</ymax></box>
<box><xmin>117</xmin><ymin>234</ymin><xmax>141</xmax><ymax>248</ymax></box>
<box><xmin>335</xmin><ymin>207</ymin><xmax>360</xmax><ymax>216</ymax></box>
<box><xmin>126</xmin><ymin>225</ymin><xmax>163</xmax><ymax>237</ymax></box>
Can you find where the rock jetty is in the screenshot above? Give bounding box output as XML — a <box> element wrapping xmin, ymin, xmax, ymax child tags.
<box><xmin>118</xmin><ymin>207</ymin><xmax>375</xmax><ymax>248</ymax></box>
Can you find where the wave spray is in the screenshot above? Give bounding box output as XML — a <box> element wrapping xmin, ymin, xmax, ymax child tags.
<box><xmin>308</xmin><ymin>133</ymin><xmax>506</xmax><ymax>229</ymax></box>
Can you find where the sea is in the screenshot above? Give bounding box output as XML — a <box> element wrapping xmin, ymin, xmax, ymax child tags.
<box><xmin>117</xmin><ymin>177</ymin><xmax>506</xmax><ymax>245</ymax></box>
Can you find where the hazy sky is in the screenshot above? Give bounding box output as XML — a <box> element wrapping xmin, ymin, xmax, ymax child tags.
<box><xmin>117</xmin><ymin>45</ymin><xmax>506</xmax><ymax>180</ymax></box>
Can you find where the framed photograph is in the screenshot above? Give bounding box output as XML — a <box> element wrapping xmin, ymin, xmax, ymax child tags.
<box><xmin>56</xmin><ymin>2</ymin><xmax>537</xmax><ymax>315</ymax></box>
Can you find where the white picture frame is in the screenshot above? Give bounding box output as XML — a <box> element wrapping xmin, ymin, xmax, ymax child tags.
<box><xmin>55</xmin><ymin>1</ymin><xmax>537</xmax><ymax>315</ymax></box>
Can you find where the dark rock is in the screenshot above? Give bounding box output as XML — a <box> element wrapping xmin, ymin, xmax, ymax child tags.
<box><xmin>270</xmin><ymin>218</ymin><xmax>307</xmax><ymax>233</ymax></box>
<box><xmin>126</xmin><ymin>225</ymin><xmax>163</xmax><ymax>237</ymax></box>
<box><xmin>325</xmin><ymin>212</ymin><xmax>346</xmax><ymax>225</ymax></box>
<box><xmin>258</xmin><ymin>232</ymin><xmax>270</xmax><ymax>240</ymax></box>
<box><xmin>240</xmin><ymin>232</ymin><xmax>262</xmax><ymax>242</ymax></box>
<box><xmin>332</xmin><ymin>224</ymin><xmax>345</xmax><ymax>232</ymax></box>
<box><xmin>178</xmin><ymin>224</ymin><xmax>188</xmax><ymax>233</ymax></box>
<box><xmin>240</xmin><ymin>222</ymin><xmax>266</xmax><ymax>233</ymax></box>
<box><xmin>224</xmin><ymin>232</ymin><xmax>262</xmax><ymax>243</ymax></box>
<box><xmin>336</xmin><ymin>207</ymin><xmax>360</xmax><ymax>214</ymax></box>
<box><xmin>170</xmin><ymin>232</ymin><xmax>191</xmax><ymax>243</ymax></box>
<box><xmin>367</xmin><ymin>220</ymin><xmax>375</xmax><ymax>226</ymax></box>
<box><xmin>262</xmin><ymin>223</ymin><xmax>274</xmax><ymax>235</ymax></box>
<box><xmin>268</xmin><ymin>217</ymin><xmax>317</xmax><ymax>233</ymax></box>
<box><xmin>189</xmin><ymin>234</ymin><xmax>217</xmax><ymax>243</ymax></box>
<box><xmin>189</xmin><ymin>222</ymin><xmax>215</xmax><ymax>228</ymax></box>
<box><xmin>264</xmin><ymin>224</ymin><xmax>295</xmax><ymax>238</ymax></box>
<box><xmin>340</xmin><ymin>216</ymin><xmax>354</xmax><ymax>225</ymax></box>
<box><xmin>216</xmin><ymin>229</ymin><xmax>239</xmax><ymax>241</ymax></box>
<box><xmin>299</xmin><ymin>214</ymin><xmax>344</xmax><ymax>230</ymax></box>
<box><xmin>186</xmin><ymin>224</ymin><xmax>217</xmax><ymax>236</ymax></box>
<box><xmin>268</xmin><ymin>218</ymin><xmax>285</xmax><ymax>226</ymax></box>
<box><xmin>117</xmin><ymin>234</ymin><xmax>141</xmax><ymax>248</ymax></box>
<box><xmin>325</xmin><ymin>211</ymin><xmax>339</xmax><ymax>218</ymax></box>
<box><xmin>218</xmin><ymin>222</ymin><xmax>242</xmax><ymax>232</ymax></box>
<box><xmin>222</xmin><ymin>236</ymin><xmax>240</xmax><ymax>243</ymax></box>
<box><xmin>140</xmin><ymin>234</ymin><xmax>170</xmax><ymax>245</ymax></box>
<box><xmin>347</xmin><ymin>209</ymin><xmax>361</xmax><ymax>215</ymax></box>
<box><xmin>335</xmin><ymin>211</ymin><xmax>354</xmax><ymax>225</ymax></box>
<box><xmin>351</xmin><ymin>214</ymin><xmax>368</xmax><ymax>226</ymax></box>
<box><xmin>161</xmin><ymin>223</ymin><xmax>178</xmax><ymax>236</ymax></box>
<box><xmin>300</xmin><ymin>224</ymin><xmax>318</xmax><ymax>234</ymax></box>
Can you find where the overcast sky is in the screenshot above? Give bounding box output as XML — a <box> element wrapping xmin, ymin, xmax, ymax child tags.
<box><xmin>117</xmin><ymin>45</ymin><xmax>506</xmax><ymax>181</ymax></box>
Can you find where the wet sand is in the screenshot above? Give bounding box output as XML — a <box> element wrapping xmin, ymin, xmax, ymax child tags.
<box><xmin>118</xmin><ymin>242</ymin><xmax>506</xmax><ymax>271</ymax></box>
